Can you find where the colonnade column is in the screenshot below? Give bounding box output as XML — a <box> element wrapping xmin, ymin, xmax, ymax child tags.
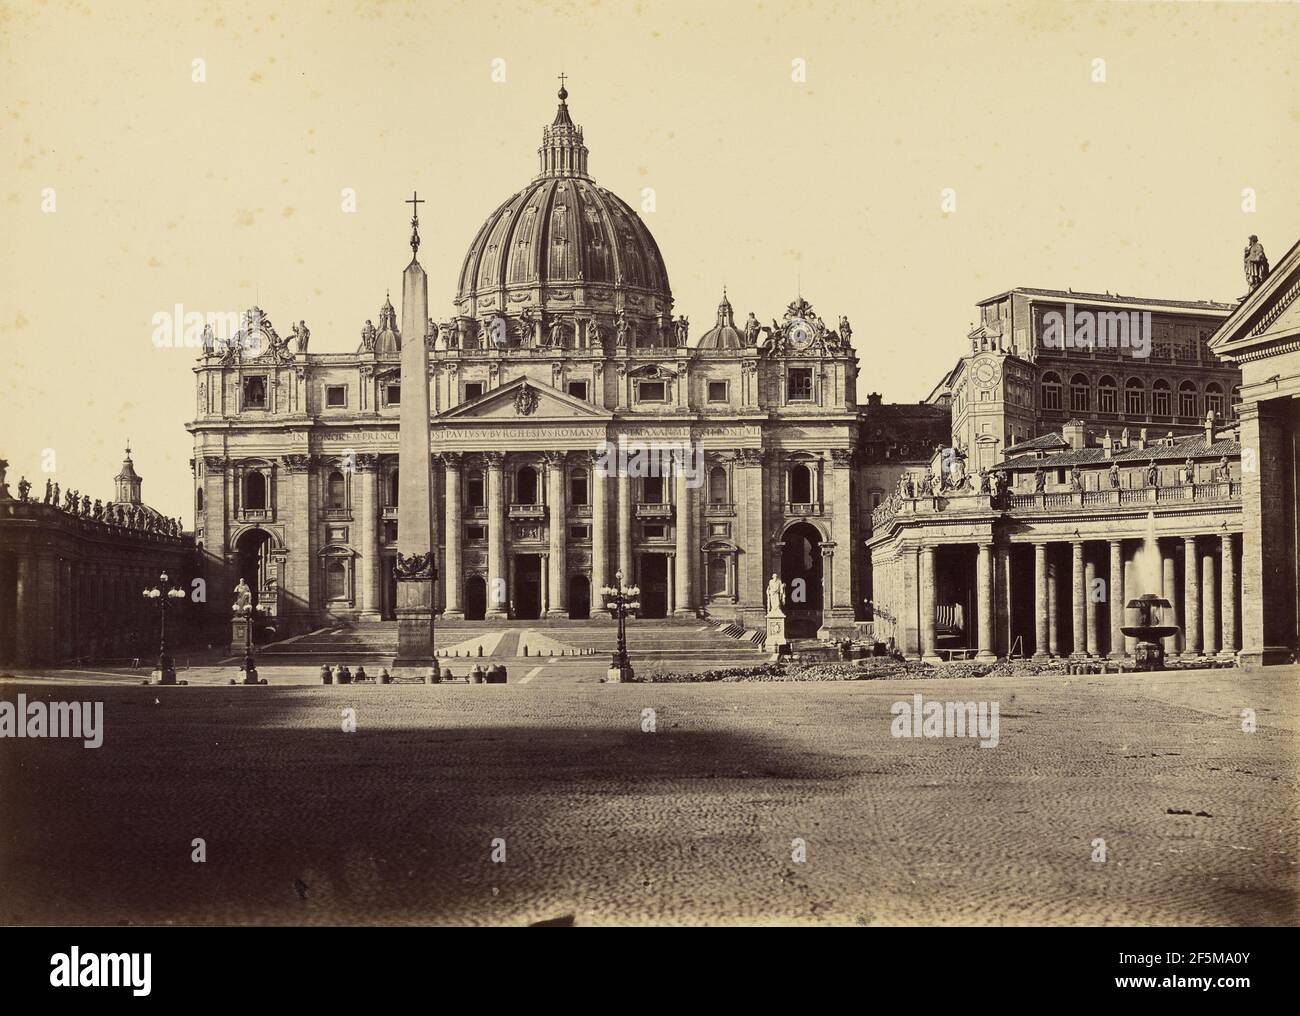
<box><xmin>14</xmin><ymin>554</ymin><xmax>34</xmax><ymax>665</ymax></box>
<box><xmin>1085</xmin><ymin>553</ymin><xmax>1099</xmax><ymax>656</ymax></box>
<box><xmin>1201</xmin><ymin>542</ymin><xmax>1218</xmax><ymax>656</ymax></box>
<box><xmin>1071</xmin><ymin>541</ymin><xmax>1087</xmax><ymax>658</ymax></box>
<box><xmin>443</xmin><ymin>453</ymin><xmax>464</xmax><ymax>619</ymax></box>
<box><xmin>919</xmin><ymin>545</ymin><xmax>938</xmax><ymax>663</ymax></box>
<box><xmin>546</xmin><ymin>452</ymin><xmax>568</xmax><ymax>618</ymax></box>
<box><xmin>1161</xmin><ymin>543</ymin><xmax>1178</xmax><ymax>656</ymax></box>
<box><xmin>485</xmin><ymin>452</ymin><xmax>507</xmax><ymax>618</ymax></box>
<box><xmin>591</xmin><ymin>455</ymin><xmax>610</xmax><ymax>604</ymax></box>
<box><xmin>673</xmin><ymin>453</ymin><xmax>692</xmax><ymax>615</ymax></box>
<box><xmin>1220</xmin><ymin>533</ymin><xmax>1237</xmax><ymax>658</ymax></box>
<box><xmin>1108</xmin><ymin>539</ymin><xmax>1126</xmax><ymax>659</ymax></box>
<box><xmin>1046</xmin><ymin>552</ymin><xmax>1060</xmax><ymax>657</ymax></box>
<box><xmin>1183</xmin><ymin>536</ymin><xmax>1201</xmax><ymax>656</ymax></box>
<box><xmin>1033</xmin><ymin>542</ymin><xmax>1049</xmax><ymax>660</ymax></box>
<box><xmin>976</xmin><ymin>543</ymin><xmax>994</xmax><ymax>661</ymax></box>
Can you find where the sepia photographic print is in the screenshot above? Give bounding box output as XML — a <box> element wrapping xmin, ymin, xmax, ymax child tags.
<box><xmin>0</xmin><ymin>0</ymin><xmax>1296</xmax><ymax>993</ymax></box>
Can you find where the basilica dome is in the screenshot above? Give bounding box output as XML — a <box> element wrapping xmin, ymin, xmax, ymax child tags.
<box><xmin>454</xmin><ymin>86</ymin><xmax>673</xmax><ymax>327</ymax></box>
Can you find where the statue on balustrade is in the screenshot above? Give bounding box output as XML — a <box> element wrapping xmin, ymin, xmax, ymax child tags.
<box><xmin>978</xmin><ymin>470</ymin><xmax>990</xmax><ymax>495</ymax></box>
<box><xmin>838</xmin><ymin>315</ymin><xmax>852</xmax><ymax>345</ymax></box>
<box><xmin>615</xmin><ymin>310</ymin><xmax>629</xmax><ymax>348</ymax></box>
<box><xmin>1109</xmin><ymin>462</ymin><xmax>1120</xmax><ymax>489</ymax></box>
<box><xmin>1069</xmin><ymin>465</ymin><xmax>1082</xmax><ymax>491</ymax></box>
<box><xmin>92</xmin><ymin>499</ymin><xmax>103</xmax><ymax>520</ymax></box>
<box><xmin>744</xmin><ymin>312</ymin><xmax>760</xmax><ymax>347</ymax></box>
<box><xmin>1183</xmin><ymin>457</ymin><xmax>1195</xmax><ymax>485</ymax></box>
<box><xmin>1145</xmin><ymin>460</ymin><xmax>1159</xmax><ymax>487</ymax></box>
<box><xmin>898</xmin><ymin>473</ymin><xmax>913</xmax><ymax>498</ymax></box>
<box><xmin>1215</xmin><ymin>455</ymin><xmax>1231</xmax><ymax>482</ymax></box>
<box><xmin>948</xmin><ymin>456</ymin><xmax>966</xmax><ymax>490</ymax></box>
<box><xmin>1033</xmin><ymin>468</ymin><xmax>1045</xmax><ymax>493</ymax></box>
<box><xmin>43</xmin><ymin>478</ymin><xmax>52</xmax><ymax>503</ymax></box>
<box><xmin>17</xmin><ymin>477</ymin><xmax>30</xmax><ymax>502</ymax></box>
<box><xmin>917</xmin><ymin>473</ymin><xmax>933</xmax><ymax>497</ymax></box>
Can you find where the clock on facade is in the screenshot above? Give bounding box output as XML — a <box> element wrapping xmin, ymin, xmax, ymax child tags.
<box><xmin>787</xmin><ymin>318</ymin><xmax>814</xmax><ymax>351</ymax></box>
<box><xmin>973</xmin><ymin>359</ymin><xmax>1001</xmax><ymax>390</ymax></box>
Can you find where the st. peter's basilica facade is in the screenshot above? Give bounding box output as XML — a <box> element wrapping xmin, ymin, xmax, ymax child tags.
<box><xmin>188</xmin><ymin>86</ymin><xmax>861</xmax><ymax>639</ymax></box>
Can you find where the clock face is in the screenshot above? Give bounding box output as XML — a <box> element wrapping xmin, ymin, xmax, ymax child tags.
<box><xmin>787</xmin><ymin>318</ymin><xmax>814</xmax><ymax>351</ymax></box>
<box><xmin>974</xmin><ymin>360</ymin><xmax>1001</xmax><ymax>390</ymax></box>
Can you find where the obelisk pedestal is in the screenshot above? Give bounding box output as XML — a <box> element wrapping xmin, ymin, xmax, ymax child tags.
<box><xmin>391</xmin><ymin>194</ymin><xmax>436</xmax><ymax>681</ymax></box>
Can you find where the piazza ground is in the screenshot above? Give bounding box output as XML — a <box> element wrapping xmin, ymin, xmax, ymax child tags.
<box><xmin>0</xmin><ymin>667</ymin><xmax>1295</xmax><ymax>926</ymax></box>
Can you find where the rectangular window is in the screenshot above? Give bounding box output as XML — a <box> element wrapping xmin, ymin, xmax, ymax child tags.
<box><xmin>1179</xmin><ymin>391</ymin><xmax>1196</xmax><ymax>418</ymax></box>
<box><xmin>242</xmin><ymin>375</ymin><xmax>268</xmax><ymax>410</ymax></box>
<box><xmin>386</xmin><ymin>384</ymin><xmax>401</xmax><ymax>406</ymax></box>
<box><xmin>567</xmin><ymin>381</ymin><xmax>588</xmax><ymax>401</ymax></box>
<box><xmin>1099</xmin><ymin>387</ymin><xmax>1117</xmax><ymax>413</ymax></box>
<box><xmin>636</xmin><ymin>380</ymin><xmax>667</xmax><ymax>403</ymax></box>
<box><xmin>1154</xmin><ymin>388</ymin><xmax>1171</xmax><ymax>416</ymax></box>
<box><xmin>787</xmin><ymin>368</ymin><xmax>813</xmax><ymax>402</ymax></box>
<box><xmin>569</xmin><ymin>472</ymin><xmax>589</xmax><ymax>505</ymax></box>
<box><xmin>642</xmin><ymin>523</ymin><xmax>666</xmax><ymax>539</ymax></box>
<box><xmin>325</xmin><ymin>385</ymin><xmax>347</xmax><ymax>408</ymax></box>
<box><xmin>568</xmin><ymin>524</ymin><xmax>590</xmax><ymax>541</ymax></box>
<box><xmin>708</xmin><ymin>522</ymin><xmax>730</xmax><ymax>537</ymax></box>
<box><xmin>464</xmin><ymin>382</ymin><xmax>485</xmax><ymax>401</ymax></box>
<box><xmin>466</xmin><ymin>525</ymin><xmax>486</xmax><ymax>542</ymax></box>
<box><xmin>1126</xmin><ymin>388</ymin><xmax>1144</xmax><ymax>415</ymax></box>
<box><xmin>466</xmin><ymin>473</ymin><xmax>485</xmax><ymax>508</ymax></box>
<box><xmin>707</xmin><ymin>380</ymin><xmax>728</xmax><ymax>403</ymax></box>
<box><xmin>327</xmin><ymin>525</ymin><xmax>348</xmax><ymax>544</ymax></box>
<box><xmin>382</xmin><ymin>520</ymin><xmax>398</xmax><ymax>544</ymax></box>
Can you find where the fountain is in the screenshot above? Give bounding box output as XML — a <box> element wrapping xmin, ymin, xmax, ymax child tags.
<box><xmin>1121</xmin><ymin>512</ymin><xmax>1179</xmax><ymax>670</ymax></box>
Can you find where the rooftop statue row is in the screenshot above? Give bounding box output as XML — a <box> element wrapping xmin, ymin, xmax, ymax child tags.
<box><xmin>3</xmin><ymin>475</ymin><xmax>184</xmax><ymax>537</ymax></box>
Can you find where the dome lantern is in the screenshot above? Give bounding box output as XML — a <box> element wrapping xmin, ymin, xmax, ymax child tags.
<box><xmin>538</xmin><ymin>75</ymin><xmax>589</xmax><ymax>179</ymax></box>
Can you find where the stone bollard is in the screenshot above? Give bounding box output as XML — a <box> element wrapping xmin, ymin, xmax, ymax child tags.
<box><xmin>477</xmin><ymin>645</ymin><xmax>483</xmax><ymax>657</ymax></box>
<box><xmin>523</xmin><ymin>646</ymin><xmax>529</xmax><ymax>657</ymax></box>
<box><xmin>380</xmin><ymin>668</ymin><xmax>392</xmax><ymax>684</ymax></box>
<box><xmin>321</xmin><ymin>664</ymin><xmax>334</xmax><ymax>685</ymax></box>
<box><xmin>441</xmin><ymin>666</ymin><xmax>452</xmax><ymax>682</ymax></box>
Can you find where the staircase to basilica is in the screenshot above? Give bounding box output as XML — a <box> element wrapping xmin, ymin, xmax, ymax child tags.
<box><xmin>257</xmin><ymin>616</ymin><xmax>768</xmax><ymax>667</ymax></box>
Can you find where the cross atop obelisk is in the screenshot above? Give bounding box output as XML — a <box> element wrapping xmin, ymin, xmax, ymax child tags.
<box><xmin>405</xmin><ymin>191</ymin><xmax>424</xmax><ymax>257</ymax></box>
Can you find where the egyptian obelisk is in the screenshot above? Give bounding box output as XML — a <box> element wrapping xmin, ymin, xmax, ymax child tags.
<box><xmin>391</xmin><ymin>192</ymin><xmax>436</xmax><ymax>678</ymax></box>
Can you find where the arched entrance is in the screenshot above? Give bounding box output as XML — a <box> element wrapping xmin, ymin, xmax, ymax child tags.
<box><xmin>465</xmin><ymin>575</ymin><xmax>487</xmax><ymax>621</ymax></box>
<box><xmin>233</xmin><ymin>527</ymin><xmax>277</xmax><ymax>643</ymax></box>
<box><xmin>568</xmin><ymin>574</ymin><xmax>591</xmax><ymax>619</ymax></box>
<box><xmin>780</xmin><ymin>522</ymin><xmax>823</xmax><ymax>637</ymax></box>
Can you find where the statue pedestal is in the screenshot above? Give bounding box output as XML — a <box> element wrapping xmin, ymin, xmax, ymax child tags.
<box><xmin>392</xmin><ymin>575</ymin><xmax>434</xmax><ymax>678</ymax></box>
<box><xmin>231</xmin><ymin>617</ymin><xmax>253</xmax><ymax>655</ymax></box>
<box><xmin>766</xmin><ymin>610</ymin><xmax>790</xmax><ymax>661</ymax></box>
<box><xmin>606</xmin><ymin>664</ymin><xmax>635</xmax><ymax>684</ymax></box>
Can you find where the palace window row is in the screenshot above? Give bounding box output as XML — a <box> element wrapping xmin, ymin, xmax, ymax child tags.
<box><xmin>1041</xmin><ymin>372</ymin><xmax>1235</xmax><ymax>420</ymax></box>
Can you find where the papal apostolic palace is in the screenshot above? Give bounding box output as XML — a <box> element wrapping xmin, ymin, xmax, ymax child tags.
<box><xmin>188</xmin><ymin>86</ymin><xmax>860</xmax><ymax>639</ymax></box>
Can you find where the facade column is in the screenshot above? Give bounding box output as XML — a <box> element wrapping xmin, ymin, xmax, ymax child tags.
<box><xmin>1046</xmin><ymin>551</ymin><xmax>1060</xmax><ymax>657</ymax></box>
<box><xmin>485</xmin><ymin>452</ymin><xmax>507</xmax><ymax>618</ymax></box>
<box><xmin>673</xmin><ymin>452</ymin><xmax>693</xmax><ymax>615</ymax></box>
<box><xmin>1183</xmin><ymin>536</ymin><xmax>1201</xmax><ymax>656</ymax></box>
<box><xmin>284</xmin><ymin>455</ymin><xmax>314</xmax><ymax>632</ymax></box>
<box><xmin>1071</xmin><ymin>540</ymin><xmax>1087</xmax><ymax>658</ymax></box>
<box><xmin>1201</xmin><ymin>542</ymin><xmax>1218</xmax><ymax>656</ymax></box>
<box><xmin>357</xmin><ymin>456</ymin><xmax>381</xmax><ymax>620</ymax></box>
<box><xmin>1033</xmin><ymin>542</ymin><xmax>1049</xmax><ymax>660</ymax></box>
<box><xmin>1123</xmin><ymin>554</ymin><xmax>1138</xmax><ymax>655</ymax></box>
<box><xmin>976</xmin><ymin>543</ymin><xmax>994</xmax><ymax>661</ymax></box>
<box><xmin>1161</xmin><ymin>542</ymin><xmax>1178</xmax><ymax>656</ymax></box>
<box><xmin>591</xmin><ymin>453</ymin><xmax>609</xmax><ymax>604</ymax></box>
<box><xmin>1220</xmin><ymin>532</ymin><xmax>1237</xmax><ymax>658</ymax></box>
<box><xmin>617</xmin><ymin>469</ymin><xmax>632</xmax><ymax>583</ymax></box>
<box><xmin>919</xmin><ymin>545</ymin><xmax>939</xmax><ymax>663</ymax></box>
<box><xmin>816</xmin><ymin>545</ymin><xmax>836</xmax><ymax>640</ymax></box>
<box><xmin>546</xmin><ymin>452</ymin><xmax>568</xmax><ymax>617</ymax></box>
<box><xmin>1085</xmin><ymin>554</ymin><xmax>1099</xmax><ymax>656</ymax></box>
<box><xmin>443</xmin><ymin>453</ymin><xmax>464</xmax><ymax>618</ymax></box>
<box><xmin>994</xmin><ymin>542</ymin><xmax>1012</xmax><ymax>659</ymax></box>
<box><xmin>1108</xmin><ymin>540</ymin><xmax>1126</xmax><ymax>658</ymax></box>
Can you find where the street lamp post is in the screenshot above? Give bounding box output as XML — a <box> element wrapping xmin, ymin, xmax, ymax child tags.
<box><xmin>601</xmin><ymin>569</ymin><xmax>640</xmax><ymax>683</ymax></box>
<box><xmin>141</xmin><ymin>571</ymin><xmax>186</xmax><ymax>685</ymax></box>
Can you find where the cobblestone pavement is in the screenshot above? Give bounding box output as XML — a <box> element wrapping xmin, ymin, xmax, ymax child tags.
<box><xmin>0</xmin><ymin>668</ymin><xmax>1295</xmax><ymax>926</ymax></box>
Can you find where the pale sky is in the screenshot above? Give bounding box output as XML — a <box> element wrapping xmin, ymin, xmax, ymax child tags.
<box><xmin>2</xmin><ymin>0</ymin><xmax>1297</xmax><ymax>525</ymax></box>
